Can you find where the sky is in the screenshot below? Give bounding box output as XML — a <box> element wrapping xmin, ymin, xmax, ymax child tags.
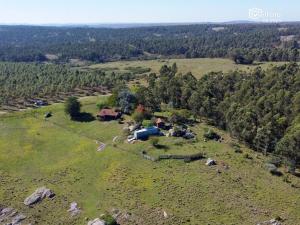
<box><xmin>0</xmin><ymin>0</ymin><xmax>299</xmax><ymax>25</ymax></box>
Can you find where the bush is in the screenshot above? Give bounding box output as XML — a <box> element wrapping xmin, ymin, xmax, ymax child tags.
<box><xmin>204</xmin><ymin>129</ymin><xmax>221</xmax><ymax>141</ymax></box>
<box><xmin>243</xmin><ymin>153</ymin><xmax>253</xmax><ymax>160</ymax></box>
<box><xmin>267</xmin><ymin>155</ymin><xmax>282</xmax><ymax>167</ymax></box>
<box><xmin>283</xmin><ymin>175</ymin><xmax>291</xmax><ymax>183</ymax></box>
<box><xmin>265</xmin><ymin>163</ymin><xmax>283</xmax><ymax>176</ymax></box>
<box><xmin>142</xmin><ymin>119</ymin><xmax>154</xmax><ymax>127</ymax></box>
<box><xmin>132</xmin><ymin>111</ymin><xmax>145</xmax><ymax>123</ymax></box>
<box><xmin>100</xmin><ymin>214</ymin><xmax>117</xmax><ymax>225</ymax></box>
<box><xmin>230</xmin><ymin>142</ymin><xmax>243</xmax><ymax>153</ymax></box>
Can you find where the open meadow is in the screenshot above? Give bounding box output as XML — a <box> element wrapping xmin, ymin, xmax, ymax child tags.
<box><xmin>87</xmin><ymin>58</ymin><xmax>293</xmax><ymax>79</ymax></box>
<box><xmin>1</xmin><ymin>96</ymin><xmax>300</xmax><ymax>225</ymax></box>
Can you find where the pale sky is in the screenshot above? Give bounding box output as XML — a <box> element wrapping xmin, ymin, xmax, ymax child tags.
<box><xmin>0</xmin><ymin>0</ymin><xmax>299</xmax><ymax>24</ymax></box>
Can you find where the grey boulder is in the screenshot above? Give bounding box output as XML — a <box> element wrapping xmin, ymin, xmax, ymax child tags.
<box><xmin>257</xmin><ymin>218</ymin><xmax>282</xmax><ymax>225</ymax></box>
<box><xmin>68</xmin><ymin>202</ymin><xmax>81</xmax><ymax>217</ymax></box>
<box><xmin>206</xmin><ymin>158</ymin><xmax>217</xmax><ymax>166</ymax></box>
<box><xmin>24</xmin><ymin>187</ymin><xmax>55</xmax><ymax>206</ymax></box>
<box><xmin>12</xmin><ymin>213</ymin><xmax>26</xmax><ymax>225</ymax></box>
<box><xmin>87</xmin><ymin>218</ymin><xmax>106</xmax><ymax>225</ymax></box>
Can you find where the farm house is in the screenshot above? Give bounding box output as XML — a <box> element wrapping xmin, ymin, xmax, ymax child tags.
<box><xmin>97</xmin><ymin>108</ymin><xmax>121</xmax><ymax>121</ymax></box>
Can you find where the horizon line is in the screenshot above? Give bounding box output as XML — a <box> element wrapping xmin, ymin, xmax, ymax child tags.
<box><xmin>1</xmin><ymin>20</ymin><xmax>300</xmax><ymax>27</ymax></box>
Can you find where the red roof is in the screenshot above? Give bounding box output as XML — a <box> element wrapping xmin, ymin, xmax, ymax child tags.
<box><xmin>98</xmin><ymin>109</ymin><xmax>119</xmax><ymax>117</ymax></box>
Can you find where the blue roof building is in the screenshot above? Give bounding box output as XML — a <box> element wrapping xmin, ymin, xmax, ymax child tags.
<box><xmin>134</xmin><ymin>126</ymin><xmax>160</xmax><ymax>140</ymax></box>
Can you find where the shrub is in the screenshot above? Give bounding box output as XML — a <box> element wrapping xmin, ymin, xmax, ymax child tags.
<box><xmin>132</xmin><ymin>111</ymin><xmax>145</xmax><ymax>123</ymax></box>
<box><xmin>265</xmin><ymin>163</ymin><xmax>283</xmax><ymax>176</ymax></box>
<box><xmin>204</xmin><ymin>129</ymin><xmax>221</xmax><ymax>141</ymax></box>
<box><xmin>267</xmin><ymin>155</ymin><xmax>282</xmax><ymax>167</ymax></box>
<box><xmin>243</xmin><ymin>153</ymin><xmax>253</xmax><ymax>160</ymax></box>
<box><xmin>283</xmin><ymin>175</ymin><xmax>291</xmax><ymax>183</ymax></box>
<box><xmin>101</xmin><ymin>214</ymin><xmax>117</xmax><ymax>225</ymax></box>
<box><xmin>230</xmin><ymin>142</ymin><xmax>243</xmax><ymax>153</ymax></box>
<box><xmin>142</xmin><ymin>119</ymin><xmax>154</xmax><ymax>127</ymax></box>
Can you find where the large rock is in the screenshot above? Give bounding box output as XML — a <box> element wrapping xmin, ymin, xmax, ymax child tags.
<box><xmin>68</xmin><ymin>202</ymin><xmax>81</xmax><ymax>217</ymax></box>
<box><xmin>12</xmin><ymin>213</ymin><xmax>26</xmax><ymax>225</ymax></box>
<box><xmin>87</xmin><ymin>218</ymin><xmax>106</xmax><ymax>225</ymax></box>
<box><xmin>0</xmin><ymin>207</ymin><xmax>27</xmax><ymax>225</ymax></box>
<box><xmin>0</xmin><ymin>207</ymin><xmax>14</xmax><ymax>216</ymax></box>
<box><xmin>24</xmin><ymin>187</ymin><xmax>55</xmax><ymax>206</ymax></box>
<box><xmin>205</xmin><ymin>158</ymin><xmax>217</xmax><ymax>166</ymax></box>
<box><xmin>257</xmin><ymin>218</ymin><xmax>282</xmax><ymax>225</ymax></box>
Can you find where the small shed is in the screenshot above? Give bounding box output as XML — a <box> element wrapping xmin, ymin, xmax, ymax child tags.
<box><xmin>97</xmin><ymin>108</ymin><xmax>121</xmax><ymax>121</ymax></box>
<box><xmin>134</xmin><ymin>126</ymin><xmax>160</xmax><ymax>140</ymax></box>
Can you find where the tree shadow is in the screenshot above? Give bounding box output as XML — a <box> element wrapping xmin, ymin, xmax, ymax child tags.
<box><xmin>154</xmin><ymin>144</ymin><xmax>169</xmax><ymax>150</ymax></box>
<box><xmin>293</xmin><ymin>171</ymin><xmax>300</xmax><ymax>178</ymax></box>
<box><xmin>249</xmin><ymin>62</ymin><xmax>264</xmax><ymax>66</ymax></box>
<box><xmin>270</xmin><ymin>170</ymin><xmax>283</xmax><ymax>177</ymax></box>
<box><xmin>73</xmin><ymin>112</ymin><xmax>95</xmax><ymax>122</ymax></box>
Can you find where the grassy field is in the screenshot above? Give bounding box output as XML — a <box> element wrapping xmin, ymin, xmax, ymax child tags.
<box><xmin>88</xmin><ymin>58</ymin><xmax>292</xmax><ymax>79</ymax></box>
<box><xmin>1</xmin><ymin>96</ymin><xmax>300</xmax><ymax>225</ymax></box>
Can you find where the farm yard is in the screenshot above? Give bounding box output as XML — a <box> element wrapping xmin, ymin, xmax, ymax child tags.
<box><xmin>1</xmin><ymin>96</ymin><xmax>300</xmax><ymax>225</ymax></box>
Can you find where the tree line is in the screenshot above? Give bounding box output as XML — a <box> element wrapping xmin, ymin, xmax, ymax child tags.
<box><xmin>0</xmin><ymin>24</ymin><xmax>299</xmax><ymax>63</ymax></box>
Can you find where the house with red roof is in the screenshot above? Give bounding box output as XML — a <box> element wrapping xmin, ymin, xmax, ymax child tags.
<box><xmin>97</xmin><ymin>108</ymin><xmax>121</xmax><ymax>121</ymax></box>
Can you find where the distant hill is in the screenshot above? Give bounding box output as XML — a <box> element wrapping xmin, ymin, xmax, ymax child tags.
<box><xmin>0</xmin><ymin>23</ymin><xmax>299</xmax><ymax>63</ymax></box>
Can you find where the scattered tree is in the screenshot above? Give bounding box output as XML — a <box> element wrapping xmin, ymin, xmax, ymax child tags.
<box><xmin>65</xmin><ymin>97</ymin><xmax>81</xmax><ymax>119</ymax></box>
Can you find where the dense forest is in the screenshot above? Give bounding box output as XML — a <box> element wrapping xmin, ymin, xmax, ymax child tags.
<box><xmin>0</xmin><ymin>23</ymin><xmax>299</xmax><ymax>62</ymax></box>
<box><xmin>0</xmin><ymin>63</ymin><xmax>136</xmax><ymax>106</ymax></box>
<box><xmin>125</xmin><ymin>63</ymin><xmax>300</xmax><ymax>167</ymax></box>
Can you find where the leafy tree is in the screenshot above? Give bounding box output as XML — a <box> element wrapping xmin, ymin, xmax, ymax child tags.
<box><xmin>117</xmin><ymin>90</ymin><xmax>137</xmax><ymax>114</ymax></box>
<box><xmin>65</xmin><ymin>97</ymin><xmax>81</xmax><ymax>119</ymax></box>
